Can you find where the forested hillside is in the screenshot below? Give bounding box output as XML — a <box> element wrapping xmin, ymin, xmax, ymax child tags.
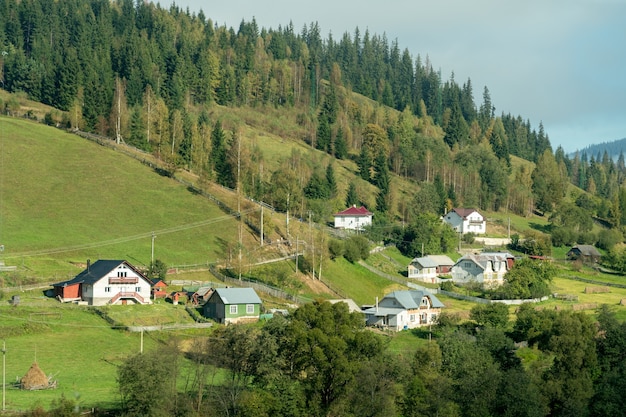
<box><xmin>2</xmin><ymin>0</ymin><xmax>626</xmax><ymax>264</ymax></box>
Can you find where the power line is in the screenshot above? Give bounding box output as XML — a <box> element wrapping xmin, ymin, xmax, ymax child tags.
<box><xmin>1</xmin><ymin>208</ymin><xmax>256</xmax><ymax>260</ymax></box>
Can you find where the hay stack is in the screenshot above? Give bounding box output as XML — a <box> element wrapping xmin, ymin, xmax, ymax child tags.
<box><xmin>20</xmin><ymin>362</ymin><xmax>51</xmax><ymax>390</ymax></box>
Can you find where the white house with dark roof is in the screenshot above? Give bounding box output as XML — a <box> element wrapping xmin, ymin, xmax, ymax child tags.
<box><xmin>52</xmin><ymin>260</ymin><xmax>153</xmax><ymax>306</ymax></box>
<box><xmin>333</xmin><ymin>205</ymin><xmax>373</xmax><ymax>231</ymax></box>
<box><xmin>362</xmin><ymin>290</ymin><xmax>444</xmax><ymax>331</ymax></box>
<box><xmin>451</xmin><ymin>252</ymin><xmax>515</xmax><ymax>288</ymax></box>
<box><xmin>443</xmin><ymin>208</ymin><xmax>486</xmax><ymax>234</ymax></box>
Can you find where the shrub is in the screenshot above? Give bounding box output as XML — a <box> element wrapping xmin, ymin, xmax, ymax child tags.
<box><xmin>440</xmin><ymin>281</ymin><xmax>455</xmax><ymax>292</ymax></box>
<box><xmin>328</xmin><ymin>239</ymin><xmax>344</xmax><ymax>260</ymax></box>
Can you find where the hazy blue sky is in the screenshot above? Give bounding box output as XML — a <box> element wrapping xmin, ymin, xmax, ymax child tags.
<box><xmin>172</xmin><ymin>0</ymin><xmax>626</xmax><ymax>153</ymax></box>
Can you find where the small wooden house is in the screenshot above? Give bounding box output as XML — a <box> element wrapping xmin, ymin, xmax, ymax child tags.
<box><xmin>202</xmin><ymin>288</ymin><xmax>262</xmax><ymax>324</ymax></box>
<box><xmin>150</xmin><ymin>278</ymin><xmax>168</xmax><ymax>299</ymax></box>
<box><xmin>567</xmin><ymin>245</ymin><xmax>602</xmax><ymax>263</ymax></box>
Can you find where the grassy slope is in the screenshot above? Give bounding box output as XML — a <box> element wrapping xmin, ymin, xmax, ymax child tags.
<box><xmin>0</xmin><ymin>116</ymin><xmax>243</xmax><ymax>279</ymax></box>
<box><xmin>0</xmin><ymin>300</ymin><xmax>158</xmax><ymax>410</ymax></box>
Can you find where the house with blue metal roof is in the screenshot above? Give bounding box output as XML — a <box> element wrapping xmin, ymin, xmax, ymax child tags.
<box><xmin>52</xmin><ymin>260</ymin><xmax>153</xmax><ymax>306</ymax></box>
<box><xmin>202</xmin><ymin>287</ymin><xmax>262</xmax><ymax>324</ymax></box>
<box><xmin>362</xmin><ymin>290</ymin><xmax>444</xmax><ymax>331</ymax></box>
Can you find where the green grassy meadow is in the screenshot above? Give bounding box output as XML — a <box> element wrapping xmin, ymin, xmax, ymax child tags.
<box><xmin>0</xmin><ymin>116</ymin><xmax>242</xmax><ymax>279</ymax></box>
<box><xmin>0</xmin><ymin>301</ymin><xmax>153</xmax><ymax>411</ymax></box>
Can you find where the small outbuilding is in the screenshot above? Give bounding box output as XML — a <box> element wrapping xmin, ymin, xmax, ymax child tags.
<box><xmin>567</xmin><ymin>245</ymin><xmax>602</xmax><ymax>263</ymax></box>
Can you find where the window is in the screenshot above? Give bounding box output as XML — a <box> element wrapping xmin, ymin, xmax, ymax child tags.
<box><xmin>135</xmin><ymin>287</ymin><xmax>141</xmax><ymax>292</ymax></box>
<box><xmin>410</xmin><ymin>314</ymin><xmax>415</xmax><ymax>322</ymax></box>
<box><xmin>246</xmin><ymin>304</ymin><xmax>254</xmax><ymax>314</ymax></box>
<box><xmin>104</xmin><ymin>287</ymin><xmax>111</xmax><ymax>293</ymax></box>
<box><xmin>229</xmin><ymin>305</ymin><xmax>238</xmax><ymax>314</ymax></box>
<box><xmin>117</xmin><ymin>271</ymin><xmax>127</xmax><ymax>277</ymax></box>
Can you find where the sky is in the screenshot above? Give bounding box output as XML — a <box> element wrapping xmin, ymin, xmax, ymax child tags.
<box><xmin>171</xmin><ymin>0</ymin><xmax>626</xmax><ymax>153</ymax></box>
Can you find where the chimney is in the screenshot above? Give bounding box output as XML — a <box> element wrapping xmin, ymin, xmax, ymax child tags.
<box><xmin>375</xmin><ymin>296</ymin><xmax>379</xmax><ymax>313</ymax></box>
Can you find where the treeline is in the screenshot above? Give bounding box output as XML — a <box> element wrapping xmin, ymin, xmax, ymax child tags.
<box><xmin>4</xmin><ymin>0</ymin><xmax>626</xmax><ymax>249</ymax></box>
<box><xmin>0</xmin><ymin>0</ymin><xmax>550</xmax><ymax>209</ymax></box>
<box><xmin>20</xmin><ymin>301</ymin><xmax>626</xmax><ymax>417</ymax></box>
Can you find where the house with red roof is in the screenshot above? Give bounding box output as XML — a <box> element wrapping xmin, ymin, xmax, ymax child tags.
<box><xmin>443</xmin><ymin>208</ymin><xmax>486</xmax><ymax>235</ymax></box>
<box><xmin>333</xmin><ymin>205</ymin><xmax>373</xmax><ymax>231</ymax></box>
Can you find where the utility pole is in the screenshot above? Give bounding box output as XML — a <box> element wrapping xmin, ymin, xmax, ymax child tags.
<box><xmin>151</xmin><ymin>232</ymin><xmax>156</xmax><ymax>265</ymax></box>
<box><xmin>295</xmin><ymin>236</ymin><xmax>299</xmax><ymax>274</ymax></box>
<box><xmin>286</xmin><ymin>193</ymin><xmax>290</xmax><ymax>238</ymax></box>
<box><xmin>237</xmin><ymin>131</ymin><xmax>242</xmax><ymax>281</ymax></box>
<box><xmin>260</xmin><ymin>204</ymin><xmax>264</xmax><ymax>247</ymax></box>
<box><xmin>2</xmin><ymin>340</ymin><xmax>6</xmax><ymax>411</ymax></box>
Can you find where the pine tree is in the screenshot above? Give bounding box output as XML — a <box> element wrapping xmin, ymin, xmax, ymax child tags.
<box><xmin>334</xmin><ymin>126</ymin><xmax>347</xmax><ymax>159</ymax></box>
<box><xmin>374</xmin><ymin>153</ymin><xmax>391</xmax><ymax>213</ymax></box>
<box><xmin>316</xmin><ymin>116</ymin><xmax>331</xmax><ymax>153</ymax></box>
<box><xmin>326</xmin><ymin>163</ymin><xmax>337</xmax><ymax>197</ymax></box>
<box><xmin>358</xmin><ymin>146</ymin><xmax>373</xmax><ymax>182</ymax></box>
<box><xmin>345</xmin><ymin>182</ymin><xmax>359</xmax><ymax>207</ymax></box>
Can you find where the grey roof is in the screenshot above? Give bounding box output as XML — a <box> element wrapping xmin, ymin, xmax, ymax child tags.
<box><xmin>455</xmin><ymin>252</ymin><xmax>513</xmax><ymax>271</ymax></box>
<box><xmin>214</xmin><ymin>287</ymin><xmax>262</xmax><ymax>305</ymax></box>
<box><xmin>569</xmin><ymin>245</ymin><xmax>601</xmax><ymax>257</ymax></box>
<box><xmin>328</xmin><ymin>299</ymin><xmax>362</xmax><ymax>313</ymax></box>
<box><xmin>410</xmin><ymin>256</ymin><xmax>438</xmax><ymax>268</ymax></box>
<box><xmin>381</xmin><ymin>290</ymin><xmax>445</xmax><ymax>309</ymax></box>
<box><xmin>427</xmin><ymin>255</ymin><xmax>455</xmax><ymax>266</ymax></box>
<box><xmin>53</xmin><ymin>260</ymin><xmax>144</xmax><ymax>287</ymax></box>
<box><xmin>362</xmin><ymin>306</ymin><xmax>403</xmax><ymax>316</ymax></box>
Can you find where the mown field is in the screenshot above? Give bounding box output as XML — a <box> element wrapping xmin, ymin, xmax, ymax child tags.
<box><xmin>0</xmin><ymin>116</ymin><xmax>248</xmax><ymax>280</ymax></box>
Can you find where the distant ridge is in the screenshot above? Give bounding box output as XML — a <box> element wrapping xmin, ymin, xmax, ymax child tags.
<box><xmin>570</xmin><ymin>137</ymin><xmax>626</xmax><ymax>160</ymax></box>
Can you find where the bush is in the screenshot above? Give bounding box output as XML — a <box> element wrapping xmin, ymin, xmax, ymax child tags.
<box><xmin>597</xmin><ymin>228</ymin><xmax>623</xmax><ymax>251</ymax></box>
<box><xmin>328</xmin><ymin>239</ymin><xmax>344</xmax><ymax>260</ymax></box>
<box><xmin>343</xmin><ymin>235</ymin><xmax>370</xmax><ymax>263</ymax></box>
<box><xmin>297</xmin><ymin>254</ymin><xmax>312</xmax><ymax>273</ymax></box>
<box><xmin>343</xmin><ymin>239</ymin><xmax>361</xmax><ymax>263</ymax></box>
<box><xmin>462</xmin><ymin>232</ymin><xmax>476</xmax><ymax>244</ymax></box>
<box><xmin>440</xmin><ymin>281</ymin><xmax>455</xmax><ymax>292</ymax></box>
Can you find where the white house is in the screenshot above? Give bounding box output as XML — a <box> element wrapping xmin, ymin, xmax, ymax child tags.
<box><xmin>333</xmin><ymin>205</ymin><xmax>373</xmax><ymax>231</ymax></box>
<box><xmin>408</xmin><ymin>255</ymin><xmax>455</xmax><ymax>282</ymax></box>
<box><xmin>363</xmin><ymin>290</ymin><xmax>444</xmax><ymax>331</ymax></box>
<box><xmin>450</xmin><ymin>252</ymin><xmax>515</xmax><ymax>288</ymax></box>
<box><xmin>443</xmin><ymin>208</ymin><xmax>486</xmax><ymax>234</ymax></box>
<box><xmin>53</xmin><ymin>260</ymin><xmax>153</xmax><ymax>306</ymax></box>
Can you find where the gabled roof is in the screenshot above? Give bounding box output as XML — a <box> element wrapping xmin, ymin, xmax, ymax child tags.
<box><xmin>427</xmin><ymin>255</ymin><xmax>455</xmax><ymax>266</ymax></box>
<box><xmin>451</xmin><ymin>208</ymin><xmax>482</xmax><ymax>219</ymax></box>
<box><xmin>455</xmin><ymin>252</ymin><xmax>514</xmax><ymax>271</ymax></box>
<box><xmin>212</xmin><ymin>288</ymin><xmax>262</xmax><ymax>305</ymax></box>
<box><xmin>410</xmin><ymin>256</ymin><xmax>438</xmax><ymax>268</ymax></box>
<box><xmin>334</xmin><ymin>205</ymin><xmax>373</xmax><ymax>217</ymax></box>
<box><xmin>568</xmin><ymin>245</ymin><xmax>601</xmax><ymax>257</ymax></box>
<box><xmin>411</xmin><ymin>255</ymin><xmax>455</xmax><ymax>268</ymax></box>
<box><xmin>328</xmin><ymin>299</ymin><xmax>362</xmax><ymax>313</ymax></box>
<box><xmin>382</xmin><ymin>290</ymin><xmax>445</xmax><ymax>309</ymax></box>
<box><xmin>151</xmin><ymin>278</ymin><xmax>167</xmax><ymax>287</ymax></box>
<box><xmin>53</xmin><ymin>260</ymin><xmax>147</xmax><ymax>287</ymax></box>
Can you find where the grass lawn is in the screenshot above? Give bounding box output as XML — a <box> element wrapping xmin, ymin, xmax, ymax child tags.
<box><xmin>321</xmin><ymin>257</ymin><xmax>407</xmax><ymax>306</ymax></box>
<box><xmin>0</xmin><ymin>116</ymin><xmax>244</xmax><ymax>279</ymax></box>
<box><xmin>0</xmin><ymin>290</ymin><xmax>218</xmax><ymax>412</ymax></box>
<box><xmin>0</xmin><ymin>301</ymin><xmax>153</xmax><ymax>411</ymax></box>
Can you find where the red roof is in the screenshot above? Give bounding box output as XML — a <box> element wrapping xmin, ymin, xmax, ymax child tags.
<box><xmin>334</xmin><ymin>205</ymin><xmax>373</xmax><ymax>217</ymax></box>
<box><xmin>452</xmin><ymin>208</ymin><xmax>481</xmax><ymax>219</ymax></box>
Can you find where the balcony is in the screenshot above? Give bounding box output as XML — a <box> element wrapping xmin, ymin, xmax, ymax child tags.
<box><xmin>108</xmin><ymin>291</ymin><xmax>147</xmax><ymax>305</ymax></box>
<box><xmin>108</xmin><ymin>277</ymin><xmax>139</xmax><ymax>284</ymax></box>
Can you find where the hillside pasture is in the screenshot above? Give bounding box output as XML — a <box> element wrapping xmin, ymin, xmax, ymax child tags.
<box><xmin>0</xmin><ymin>117</ymin><xmax>245</xmax><ymax>279</ymax></box>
